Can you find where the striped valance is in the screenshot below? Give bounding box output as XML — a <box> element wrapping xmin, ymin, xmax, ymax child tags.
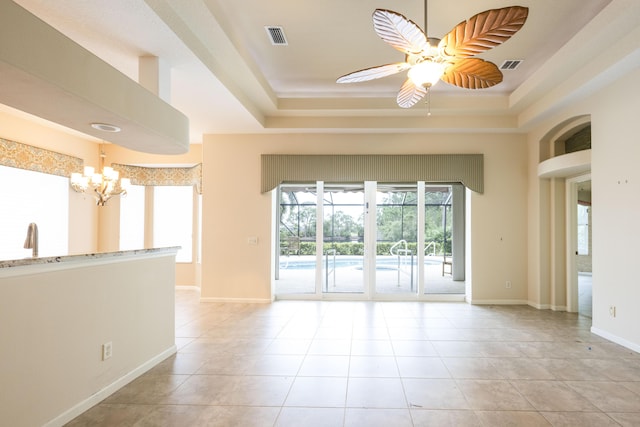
<box><xmin>261</xmin><ymin>154</ymin><xmax>484</xmax><ymax>193</ymax></box>
<box><xmin>0</xmin><ymin>137</ymin><xmax>83</xmax><ymax>177</ymax></box>
<box><xmin>112</xmin><ymin>163</ymin><xmax>202</xmax><ymax>194</ymax></box>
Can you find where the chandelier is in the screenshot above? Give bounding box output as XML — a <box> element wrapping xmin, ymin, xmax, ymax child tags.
<box><xmin>70</xmin><ymin>146</ymin><xmax>130</xmax><ymax>206</ymax></box>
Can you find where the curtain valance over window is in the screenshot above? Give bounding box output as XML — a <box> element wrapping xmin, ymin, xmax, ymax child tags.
<box><xmin>112</xmin><ymin>163</ymin><xmax>202</xmax><ymax>194</ymax></box>
<box><xmin>0</xmin><ymin>137</ymin><xmax>82</xmax><ymax>177</ymax></box>
<box><xmin>261</xmin><ymin>154</ymin><xmax>484</xmax><ymax>194</ymax></box>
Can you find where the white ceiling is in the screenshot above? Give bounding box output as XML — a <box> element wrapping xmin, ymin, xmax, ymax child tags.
<box><xmin>8</xmin><ymin>0</ymin><xmax>615</xmax><ymax>145</ymax></box>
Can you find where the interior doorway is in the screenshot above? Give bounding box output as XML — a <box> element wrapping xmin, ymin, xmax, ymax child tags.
<box><xmin>567</xmin><ymin>174</ymin><xmax>592</xmax><ymax>317</ymax></box>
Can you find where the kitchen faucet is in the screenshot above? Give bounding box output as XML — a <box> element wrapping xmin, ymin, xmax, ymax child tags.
<box><xmin>24</xmin><ymin>222</ymin><xmax>38</xmax><ymax>257</ymax></box>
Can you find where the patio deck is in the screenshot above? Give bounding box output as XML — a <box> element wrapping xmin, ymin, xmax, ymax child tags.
<box><xmin>276</xmin><ymin>255</ymin><xmax>465</xmax><ymax>296</ymax></box>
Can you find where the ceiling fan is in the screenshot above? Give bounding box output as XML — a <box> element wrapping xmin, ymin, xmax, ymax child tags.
<box><xmin>336</xmin><ymin>3</ymin><xmax>529</xmax><ymax>108</ymax></box>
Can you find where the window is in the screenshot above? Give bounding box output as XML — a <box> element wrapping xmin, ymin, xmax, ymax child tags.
<box><xmin>577</xmin><ymin>204</ymin><xmax>589</xmax><ymax>255</ymax></box>
<box><xmin>153</xmin><ymin>186</ymin><xmax>193</xmax><ymax>262</ymax></box>
<box><xmin>119</xmin><ymin>184</ymin><xmax>145</xmax><ymax>251</ymax></box>
<box><xmin>0</xmin><ymin>166</ymin><xmax>68</xmax><ymax>259</ymax></box>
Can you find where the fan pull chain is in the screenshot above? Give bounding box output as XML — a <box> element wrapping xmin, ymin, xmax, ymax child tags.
<box><xmin>425</xmin><ymin>86</ymin><xmax>432</xmax><ymax>116</ymax></box>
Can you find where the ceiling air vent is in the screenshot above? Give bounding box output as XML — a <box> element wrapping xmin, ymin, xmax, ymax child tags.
<box><xmin>500</xmin><ymin>60</ymin><xmax>523</xmax><ymax>70</ymax></box>
<box><xmin>265</xmin><ymin>26</ymin><xmax>288</xmax><ymax>46</ymax></box>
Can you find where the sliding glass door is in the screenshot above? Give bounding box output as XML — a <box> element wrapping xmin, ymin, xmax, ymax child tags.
<box><xmin>322</xmin><ymin>185</ymin><xmax>365</xmax><ymax>294</ymax></box>
<box><xmin>375</xmin><ymin>185</ymin><xmax>418</xmax><ymax>295</ymax></box>
<box><xmin>423</xmin><ymin>185</ymin><xmax>465</xmax><ymax>294</ymax></box>
<box><xmin>277</xmin><ymin>185</ymin><xmax>318</xmax><ymax>294</ymax></box>
<box><xmin>275</xmin><ymin>181</ymin><xmax>465</xmax><ymax>299</ymax></box>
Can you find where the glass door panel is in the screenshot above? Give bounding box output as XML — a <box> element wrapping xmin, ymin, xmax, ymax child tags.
<box><xmin>276</xmin><ymin>185</ymin><xmax>318</xmax><ymax>294</ymax></box>
<box><xmin>322</xmin><ymin>185</ymin><xmax>365</xmax><ymax>294</ymax></box>
<box><xmin>375</xmin><ymin>185</ymin><xmax>418</xmax><ymax>294</ymax></box>
<box><xmin>423</xmin><ymin>185</ymin><xmax>456</xmax><ymax>293</ymax></box>
<box><xmin>276</xmin><ymin>181</ymin><xmax>465</xmax><ymax>299</ymax></box>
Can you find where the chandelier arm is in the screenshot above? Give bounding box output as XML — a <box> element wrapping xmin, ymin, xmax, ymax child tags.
<box><xmin>69</xmin><ymin>143</ymin><xmax>129</xmax><ymax>206</ymax></box>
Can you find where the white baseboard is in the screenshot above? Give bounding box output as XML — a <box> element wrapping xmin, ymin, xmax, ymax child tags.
<box><xmin>44</xmin><ymin>345</ymin><xmax>177</xmax><ymax>427</ymax></box>
<box><xmin>529</xmin><ymin>302</ymin><xmax>549</xmax><ymax>309</ymax></box>
<box><xmin>591</xmin><ymin>327</ymin><xmax>640</xmax><ymax>353</ymax></box>
<box><xmin>469</xmin><ymin>299</ymin><xmax>529</xmax><ymax>305</ymax></box>
<box><xmin>422</xmin><ymin>294</ymin><xmax>466</xmax><ymax>302</ymax></box>
<box><xmin>200</xmin><ymin>296</ymin><xmax>272</xmax><ymax>303</ymax></box>
<box><xmin>528</xmin><ymin>302</ymin><xmax>568</xmax><ymax>311</ymax></box>
<box><xmin>176</xmin><ymin>285</ymin><xmax>201</xmax><ymax>292</ymax></box>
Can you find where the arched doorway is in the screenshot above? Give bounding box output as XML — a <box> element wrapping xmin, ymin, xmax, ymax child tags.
<box><xmin>538</xmin><ymin>115</ymin><xmax>592</xmax><ymax>315</ymax></box>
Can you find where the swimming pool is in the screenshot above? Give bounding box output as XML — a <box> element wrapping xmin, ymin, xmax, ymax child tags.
<box><xmin>279</xmin><ymin>256</ymin><xmax>444</xmax><ymax>270</ymax></box>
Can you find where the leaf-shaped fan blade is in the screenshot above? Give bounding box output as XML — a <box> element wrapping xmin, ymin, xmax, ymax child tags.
<box><xmin>396</xmin><ymin>78</ymin><xmax>427</xmax><ymax>108</ymax></box>
<box><xmin>439</xmin><ymin>6</ymin><xmax>528</xmax><ymax>58</ymax></box>
<box><xmin>372</xmin><ymin>9</ymin><xmax>428</xmax><ymax>55</ymax></box>
<box><xmin>441</xmin><ymin>58</ymin><xmax>503</xmax><ymax>89</ymax></box>
<box><xmin>337</xmin><ymin>62</ymin><xmax>410</xmax><ymax>83</ymax></box>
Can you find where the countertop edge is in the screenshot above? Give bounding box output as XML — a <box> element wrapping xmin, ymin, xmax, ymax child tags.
<box><xmin>0</xmin><ymin>247</ymin><xmax>181</xmax><ymax>270</ymax></box>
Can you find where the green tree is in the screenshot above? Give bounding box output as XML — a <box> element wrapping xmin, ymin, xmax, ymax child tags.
<box><xmin>280</xmin><ymin>191</ymin><xmax>317</xmax><ymax>239</ymax></box>
<box><xmin>376</xmin><ymin>191</ymin><xmax>417</xmax><ymax>242</ymax></box>
<box><xmin>324</xmin><ymin>210</ymin><xmax>357</xmax><ymax>239</ymax></box>
<box><xmin>424</xmin><ymin>204</ymin><xmax>452</xmax><ymax>255</ymax></box>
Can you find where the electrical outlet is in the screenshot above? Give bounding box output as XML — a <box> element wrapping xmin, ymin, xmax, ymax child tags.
<box><xmin>505</xmin><ymin>281</ymin><xmax>512</xmax><ymax>289</ymax></box>
<box><xmin>609</xmin><ymin>306</ymin><xmax>616</xmax><ymax>318</ymax></box>
<box><xmin>102</xmin><ymin>342</ymin><xmax>113</xmax><ymax>360</ymax></box>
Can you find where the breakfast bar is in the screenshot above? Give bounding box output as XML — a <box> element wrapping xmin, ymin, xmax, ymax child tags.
<box><xmin>0</xmin><ymin>247</ymin><xmax>179</xmax><ymax>427</ymax></box>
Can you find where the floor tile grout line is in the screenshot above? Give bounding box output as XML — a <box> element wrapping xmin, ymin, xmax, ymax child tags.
<box><xmin>68</xmin><ymin>292</ymin><xmax>640</xmax><ymax>426</ymax></box>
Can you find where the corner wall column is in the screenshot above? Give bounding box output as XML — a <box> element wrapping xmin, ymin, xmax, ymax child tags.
<box><xmin>139</xmin><ymin>56</ymin><xmax>171</xmax><ymax>102</ymax></box>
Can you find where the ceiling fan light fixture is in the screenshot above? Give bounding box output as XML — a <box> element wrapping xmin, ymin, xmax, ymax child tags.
<box><xmin>408</xmin><ymin>60</ymin><xmax>445</xmax><ymax>87</ymax></box>
<box><xmin>425</xmin><ymin>37</ymin><xmax>442</xmax><ymax>56</ymax></box>
<box><xmin>337</xmin><ymin>6</ymin><xmax>528</xmax><ymax>107</ymax></box>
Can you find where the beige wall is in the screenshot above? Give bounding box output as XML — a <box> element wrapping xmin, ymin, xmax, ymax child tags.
<box><xmin>2</xmin><ymin>32</ymin><xmax>639</xmax><ymax>357</ymax></box>
<box><xmin>590</xmin><ymin>68</ymin><xmax>640</xmax><ymax>348</ymax></box>
<box><xmin>0</xmin><ymin>110</ymin><xmax>99</xmax><ymax>254</ymax></box>
<box><xmin>201</xmin><ymin>132</ymin><xmax>529</xmax><ymax>303</ymax></box>
<box><xmin>98</xmin><ymin>144</ymin><xmax>203</xmax><ymax>286</ymax></box>
<box><xmin>0</xmin><ymin>251</ymin><xmax>177</xmax><ymax>427</ymax></box>
<box><xmin>102</xmin><ymin>143</ymin><xmax>202</xmax><ymax>166</ymax></box>
<box><xmin>0</xmin><ymin>114</ymin><xmax>202</xmax><ymax>286</ymax></box>
<box><xmin>526</xmin><ymin>67</ymin><xmax>640</xmax><ymax>350</ymax></box>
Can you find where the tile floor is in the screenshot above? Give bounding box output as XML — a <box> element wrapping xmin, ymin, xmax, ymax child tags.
<box><xmin>66</xmin><ymin>289</ymin><xmax>640</xmax><ymax>426</ymax></box>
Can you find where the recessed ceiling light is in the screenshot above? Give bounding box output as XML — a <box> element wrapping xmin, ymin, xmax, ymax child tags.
<box><xmin>91</xmin><ymin>122</ymin><xmax>121</xmax><ymax>132</ymax></box>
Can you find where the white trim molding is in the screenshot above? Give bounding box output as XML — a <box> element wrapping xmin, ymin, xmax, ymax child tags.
<box><xmin>44</xmin><ymin>345</ymin><xmax>177</xmax><ymax>427</ymax></box>
<box><xmin>591</xmin><ymin>327</ymin><xmax>640</xmax><ymax>354</ymax></box>
<box><xmin>470</xmin><ymin>299</ymin><xmax>529</xmax><ymax>305</ymax></box>
<box><xmin>200</xmin><ymin>297</ymin><xmax>273</xmax><ymax>304</ymax></box>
